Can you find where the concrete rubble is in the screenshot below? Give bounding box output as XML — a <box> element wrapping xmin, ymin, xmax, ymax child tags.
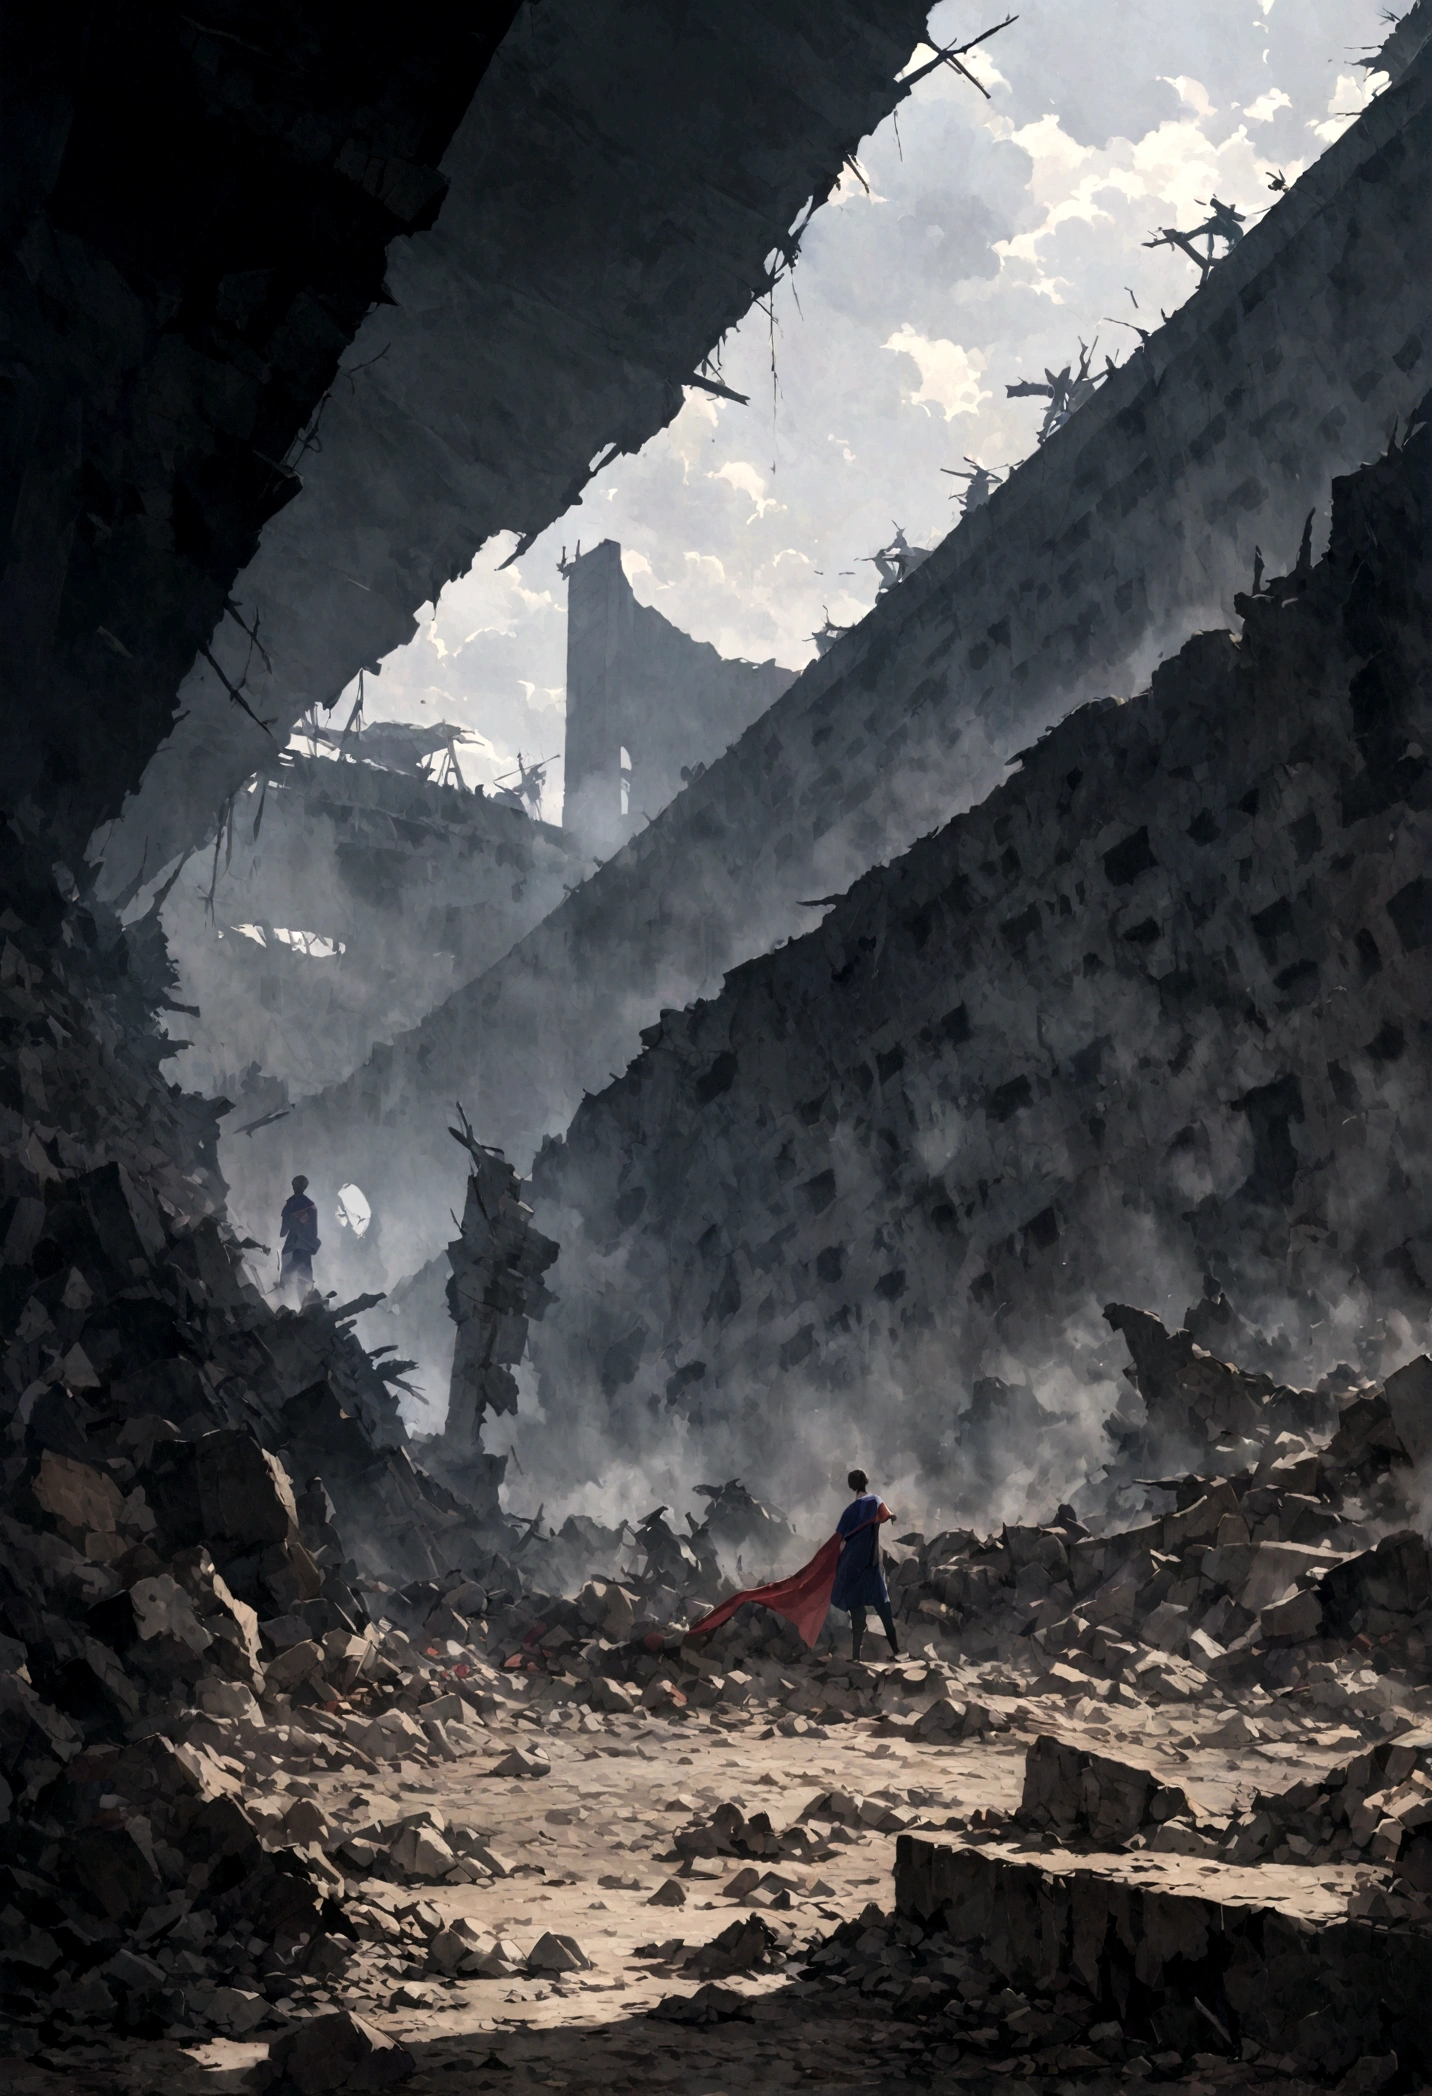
<box><xmin>5</xmin><ymin>1006</ymin><xmax>1432</xmax><ymax>2089</ymax></box>
<box><xmin>5</xmin><ymin>548</ymin><xmax>1432</xmax><ymax>2077</ymax></box>
<box><xmin>6</xmin><ymin>18</ymin><xmax>1432</xmax><ymax>2096</ymax></box>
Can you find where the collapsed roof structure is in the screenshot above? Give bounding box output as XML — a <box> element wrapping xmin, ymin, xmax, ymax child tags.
<box><xmin>87</xmin><ymin>0</ymin><xmax>938</xmax><ymax>904</ymax></box>
<box><xmin>159</xmin><ymin>752</ymin><xmax>580</xmax><ymax>1104</ymax></box>
<box><xmin>240</xmin><ymin>46</ymin><xmax>1432</xmax><ymax>1306</ymax></box>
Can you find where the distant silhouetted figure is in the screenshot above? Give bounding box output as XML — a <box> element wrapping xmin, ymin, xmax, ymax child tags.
<box><xmin>279</xmin><ymin>1173</ymin><xmax>320</xmax><ymax>1298</ymax></box>
<box><xmin>830</xmin><ymin>1467</ymin><xmax>899</xmax><ymax>1662</ymax></box>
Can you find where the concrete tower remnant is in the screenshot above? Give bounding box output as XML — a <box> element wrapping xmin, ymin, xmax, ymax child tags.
<box><xmin>560</xmin><ymin>540</ymin><xmax>795</xmax><ymax>862</ymax></box>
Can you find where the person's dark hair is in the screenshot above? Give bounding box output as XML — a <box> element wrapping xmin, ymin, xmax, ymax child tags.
<box><xmin>292</xmin><ymin>1174</ymin><xmax>309</xmax><ymax>1192</ymax></box>
<box><xmin>847</xmin><ymin>1468</ymin><xmax>868</xmax><ymax>1492</ymax></box>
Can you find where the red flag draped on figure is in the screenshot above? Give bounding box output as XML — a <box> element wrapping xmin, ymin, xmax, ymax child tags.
<box><xmin>686</xmin><ymin>1518</ymin><xmax>876</xmax><ymax>1649</ymax></box>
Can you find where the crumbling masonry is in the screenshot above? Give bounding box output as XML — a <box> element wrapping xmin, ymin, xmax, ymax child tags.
<box><xmin>251</xmin><ymin>44</ymin><xmax>1432</xmax><ymax>1299</ymax></box>
<box><xmin>523</xmin><ymin>411</ymin><xmax>1432</xmax><ymax>1516</ymax></box>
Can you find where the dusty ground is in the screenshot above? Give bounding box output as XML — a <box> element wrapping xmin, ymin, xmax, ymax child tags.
<box><xmin>2</xmin><ymin>1665</ymin><xmax>1389</xmax><ymax>2096</ymax></box>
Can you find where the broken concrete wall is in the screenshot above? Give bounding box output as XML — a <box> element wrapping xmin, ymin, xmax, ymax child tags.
<box><xmin>893</xmin><ymin>1835</ymin><xmax>1432</xmax><ymax>2075</ymax></box>
<box><xmin>160</xmin><ymin>753</ymin><xmax>579</xmax><ymax>1102</ymax></box>
<box><xmin>246</xmin><ymin>51</ymin><xmax>1432</xmax><ymax>1298</ymax></box>
<box><xmin>91</xmin><ymin>0</ymin><xmax>935</xmax><ymax>901</ymax></box>
<box><xmin>0</xmin><ymin>0</ymin><xmax>516</xmax><ymax>856</ymax></box>
<box><xmin>516</xmin><ymin>410</ymin><xmax>1432</xmax><ymax>1520</ymax></box>
<box><xmin>563</xmin><ymin>541</ymin><xmax>795</xmax><ymax>862</ymax></box>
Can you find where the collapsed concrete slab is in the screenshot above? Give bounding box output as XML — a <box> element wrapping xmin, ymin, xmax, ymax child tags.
<box><xmin>159</xmin><ymin>751</ymin><xmax>580</xmax><ymax>1103</ymax></box>
<box><xmin>245</xmin><ymin>49</ymin><xmax>1432</xmax><ymax>1296</ymax></box>
<box><xmin>91</xmin><ymin>0</ymin><xmax>935</xmax><ymax>899</ymax></box>
<box><xmin>891</xmin><ymin>1833</ymin><xmax>1432</xmax><ymax>2076</ymax></box>
<box><xmin>1</xmin><ymin>0</ymin><xmax>520</xmax><ymax>857</ymax></box>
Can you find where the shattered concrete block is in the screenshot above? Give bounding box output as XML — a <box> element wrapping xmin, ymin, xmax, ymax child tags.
<box><xmin>1261</xmin><ymin>1588</ymin><xmax>1325</xmax><ymax>1642</ymax></box>
<box><xmin>388</xmin><ymin>1824</ymin><xmax>455</xmax><ymax>1880</ymax></box>
<box><xmin>446</xmin><ymin>1838</ymin><xmax>502</xmax><ymax>1882</ymax></box>
<box><xmin>418</xmin><ymin>1689</ymin><xmax>470</xmax><ymax>1725</ymax></box>
<box><xmin>150</xmin><ymin>1430</ymin><xmax>301</xmax><ymax>1553</ymax></box>
<box><xmin>1383</xmin><ymin>1355</ymin><xmax>1432</xmax><ymax>1467</ymax></box>
<box><xmin>197</xmin><ymin>1679</ymin><xmax>262</xmax><ymax>1723</ymax></box>
<box><xmin>911</xmin><ymin>1695</ymin><xmax>965</xmax><ymax>1738</ymax></box>
<box><xmin>489</xmin><ymin>1747</ymin><xmax>551</xmax><ymax>1778</ymax></box>
<box><xmin>685</xmin><ymin>1912</ymin><xmax>788</xmax><ymax>1980</ymax></box>
<box><xmin>260</xmin><ymin>2008</ymin><xmax>415</xmax><ymax>2092</ymax></box>
<box><xmin>526</xmin><ymin>1931</ymin><xmax>592</xmax><ymax>1974</ymax></box>
<box><xmin>265</xmin><ymin>1638</ymin><xmax>325</xmax><ymax>1694</ymax></box>
<box><xmin>204</xmin><ymin>1984</ymin><xmax>267</xmax><ymax>2035</ymax></box>
<box><xmin>650</xmin><ymin>1980</ymin><xmax>754</xmax><ymax>2025</ymax></box>
<box><xmin>282</xmin><ymin>1798</ymin><xmax>330</xmax><ymax>1846</ymax></box>
<box><xmin>29</xmin><ymin>1449</ymin><xmax>124</xmax><ymax>1536</ymax></box>
<box><xmin>359</xmin><ymin>1710</ymin><xmax>429</xmax><ymax>1762</ymax></box>
<box><xmin>130</xmin><ymin>1574</ymin><xmax>214</xmax><ymax>1657</ymax></box>
<box><xmin>896</xmin><ymin>1834</ymin><xmax>1432</xmax><ymax>2076</ymax></box>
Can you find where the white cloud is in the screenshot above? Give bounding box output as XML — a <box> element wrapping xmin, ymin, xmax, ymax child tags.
<box><xmin>621</xmin><ymin>547</ymin><xmax>653</xmax><ymax>581</ymax></box>
<box><xmin>516</xmin><ymin>681</ymin><xmax>564</xmax><ymax>715</ymax></box>
<box><xmin>1161</xmin><ymin>75</ymin><xmax>1216</xmax><ymax>117</ymax></box>
<box><xmin>884</xmin><ymin>326</ymin><xmax>990</xmax><ymax>419</ymax></box>
<box><xmin>1243</xmin><ymin>87</ymin><xmax>1291</xmax><ymax>122</ymax></box>
<box><xmin>684</xmin><ymin>551</ymin><xmax>727</xmax><ymax>586</ymax></box>
<box><xmin>712</xmin><ymin>460</ymin><xmax>784</xmax><ymax>517</ymax></box>
<box><xmin>1309</xmin><ymin>72</ymin><xmax>1377</xmax><ymax>145</ymax></box>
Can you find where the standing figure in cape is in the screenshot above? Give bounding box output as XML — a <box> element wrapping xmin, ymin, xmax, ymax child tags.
<box><xmin>829</xmin><ymin>1467</ymin><xmax>899</xmax><ymax>1661</ymax></box>
<box><xmin>687</xmin><ymin>1464</ymin><xmax>900</xmax><ymax>1657</ymax></box>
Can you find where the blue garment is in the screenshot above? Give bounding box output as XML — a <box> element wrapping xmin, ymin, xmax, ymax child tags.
<box><xmin>281</xmin><ymin>1194</ymin><xmax>321</xmax><ymax>1257</ymax></box>
<box><xmin>830</xmin><ymin>1493</ymin><xmax>889</xmax><ymax>1611</ymax></box>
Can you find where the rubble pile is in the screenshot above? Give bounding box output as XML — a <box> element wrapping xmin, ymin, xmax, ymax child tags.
<box><xmin>2</xmin><ymin>833</ymin><xmax>1430</xmax><ymax>2080</ymax></box>
<box><xmin>1227</xmin><ymin>1734</ymin><xmax>1432</xmax><ymax>1918</ymax></box>
<box><xmin>341</xmin><ymin>1298</ymin><xmax>1432</xmax><ymax>1773</ymax></box>
<box><xmin>0</xmin><ymin>834</ymin><xmax>547</xmax><ymax>2041</ymax></box>
<box><xmin>1008</xmin><ymin>1722</ymin><xmax>1432</xmax><ymax>1900</ymax></box>
<box><xmin>1015</xmin><ymin>1732</ymin><xmax>1206</xmax><ymax>1850</ymax></box>
<box><xmin>801</xmin><ymin>1834</ymin><xmax>1431</xmax><ymax>2084</ymax></box>
<box><xmin>1101</xmin><ymin>1295</ymin><xmax>1340</xmax><ymax>1489</ymax></box>
<box><xmin>792</xmin><ymin>1722</ymin><xmax>1432</xmax><ymax>2083</ymax></box>
<box><xmin>810</xmin><ymin>1303</ymin><xmax>1432</xmax><ymax>1735</ymax></box>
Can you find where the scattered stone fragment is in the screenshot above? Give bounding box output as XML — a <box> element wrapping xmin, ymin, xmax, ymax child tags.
<box><xmin>527</xmin><ymin>1931</ymin><xmax>593</xmax><ymax>1974</ymax></box>
<box><xmin>259</xmin><ymin>2008</ymin><xmax>415</xmax><ymax>2092</ymax></box>
<box><xmin>650</xmin><ymin>1980</ymin><xmax>754</xmax><ymax>2024</ymax></box>
<box><xmin>489</xmin><ymin>1747</ymin><xmax>552</xmax><ymax>1779</ymax></box>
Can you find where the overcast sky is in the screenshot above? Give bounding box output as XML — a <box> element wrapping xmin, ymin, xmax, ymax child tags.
<box><xmin>353</xmin><ymin>0</ymin><xmax>1392</xmax><ymax>819</ymax></box>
